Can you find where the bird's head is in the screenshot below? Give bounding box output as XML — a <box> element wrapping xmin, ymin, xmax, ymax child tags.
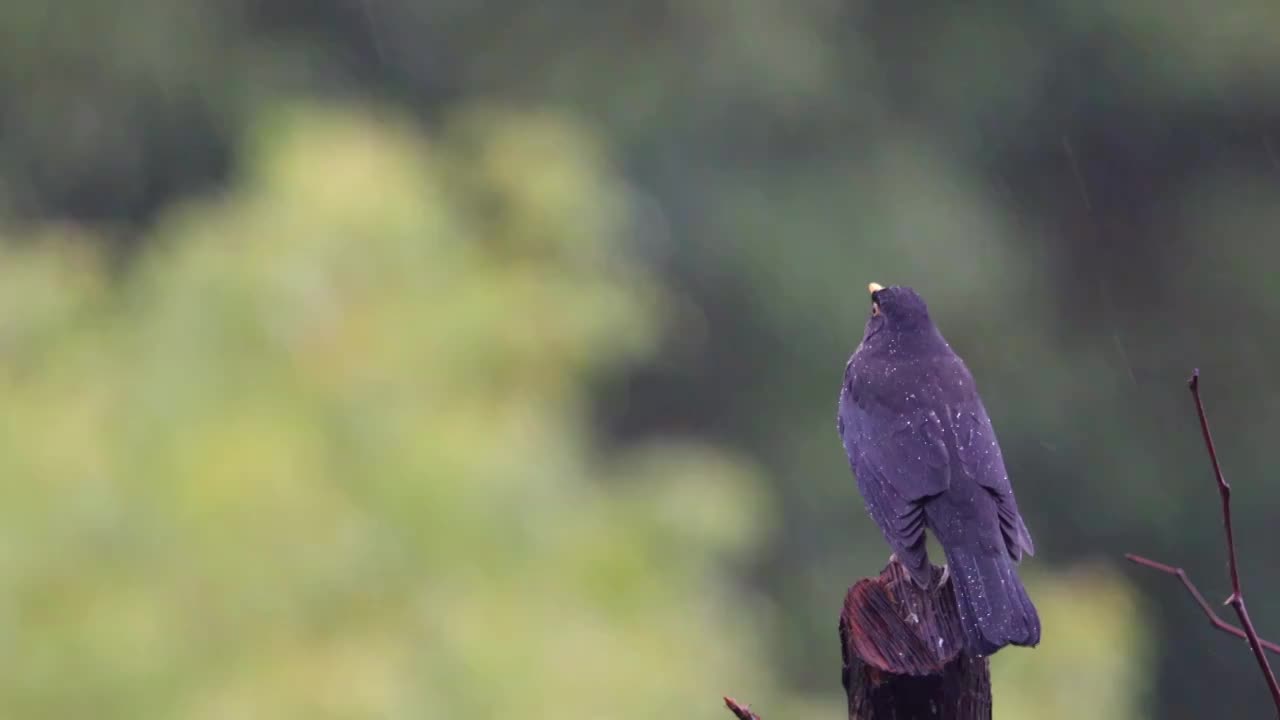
<box><xmin>862</xmin><ymin>282</ymin><xmax>935</xmax><ymax>342</ymax></box>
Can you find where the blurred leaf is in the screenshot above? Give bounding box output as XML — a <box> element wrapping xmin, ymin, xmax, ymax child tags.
<box><xmin>0</xmin><ymin>102</ymin><xmax>778</xmax><ymax>719</ymax></box>
<box><xmin>992</xmin><ymin>562</ymin><xmax>1151</xmax><ymax>720</ymax></box>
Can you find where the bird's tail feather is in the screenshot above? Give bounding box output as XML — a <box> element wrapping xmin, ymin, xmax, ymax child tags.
<box><xmin>943</xmin><ymin>544</ymin><xmax>1040</xmax><ymax>657</ymax></box>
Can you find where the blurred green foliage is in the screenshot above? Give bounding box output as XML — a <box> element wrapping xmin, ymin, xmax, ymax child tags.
<box><xmin>994</xmin><ymin>567</ymin><xmax>1151</xmax><ymax>719</ymax></box>
<box><xmin>0</xmin><ymin>105</ymin><xmax>786</xmax><ymax>718</ymax></box>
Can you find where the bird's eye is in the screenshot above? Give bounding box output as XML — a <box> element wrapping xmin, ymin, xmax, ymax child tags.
<box><xmin>871</xmin><ymin>302</ymin><xmax>881</xmax><ymax>318</ymax></box>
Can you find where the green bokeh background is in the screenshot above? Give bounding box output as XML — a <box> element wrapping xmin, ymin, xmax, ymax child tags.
<box><xmin>2</xmin><ymin>2</ymin><xmax>1278</xmax><ymax>717</ymax></box>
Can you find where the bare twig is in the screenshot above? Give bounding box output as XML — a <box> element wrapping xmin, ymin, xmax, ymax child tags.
<box><xmin>1124</xmin><ymin>554</ymin><xmax>1280</xmax><ymax>655</ymax></box>
<box><xmin>723</xmin><ymin>696</ymin><xmax>762</xmax><ymax>720</ymax></box>
<box><xmin>1127</xmin><ymin>369</ymin><xmax>1280</xmax><ymax>714</ymax></box>
<box><xmin>1188</xmin><ymin>370</ymin><xmax>1280</xmax><ymax>710</ymax></box>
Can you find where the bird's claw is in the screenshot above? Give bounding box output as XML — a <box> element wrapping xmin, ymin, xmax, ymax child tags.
<box><xmin>887</xmin><ymin>553</ymin><xmax>905</xmax><ymax>581</ymax></box>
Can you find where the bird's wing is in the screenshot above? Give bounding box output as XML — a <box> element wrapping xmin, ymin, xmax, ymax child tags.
<box><xmin>954</xmin><ymin>402</ymin><xmax>1035</xmax><ymax>560</ymax></box>
<box><xmin>839</xmin><ymin>383</ymin><xmax>952</xmax><ymax>585</ymax></box>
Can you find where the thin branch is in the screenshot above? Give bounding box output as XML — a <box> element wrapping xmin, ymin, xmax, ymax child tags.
<box><xmin>723</xmin><ymin>696</ymin><xmax>762</xmax><ymax>720</ymax></box>
<box><xmin>1188</xmin><ymin>371</ymin><xmax>1244</xmax><ymax>600</ymax></box>
<box><xmin>1188</xmin><ymin>370</ymin><xmax>1280</xmax><ymax>710</ymax></box>
<box><xmin>1124</xmin><ymin>554</ymin><xmax>1280</xmax><ymax>655</ymax></box>
<box><xmin>1128</xmin><ymin>370</ymin><xmax>1280</xmax><ymax>714</ymax></box>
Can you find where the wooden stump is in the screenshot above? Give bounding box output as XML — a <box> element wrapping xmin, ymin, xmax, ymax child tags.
<box><xmin>840</xmin><ymin>562</ymin><xmax>991</xmax><ymax>720</ymax></box>
<box><xmin>721</xmin><ymin>561</ymin><xmax>991</xmax><ymax>720</ymax></box>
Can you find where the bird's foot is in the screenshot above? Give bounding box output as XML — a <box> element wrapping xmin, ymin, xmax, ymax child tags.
<box><xmin>935</xmin><ymin>564</ymin><xmax>950</xmax><ymax>590</ymax></box>
<box><xmin>883</xmin><ymin>553</ymin><xmax>906</xmax><ymax>586</ymax></box>
<box><xmin>886</xmin><ymin>553</ymin><xmax>904</xmax><ymax>580</ymax></box>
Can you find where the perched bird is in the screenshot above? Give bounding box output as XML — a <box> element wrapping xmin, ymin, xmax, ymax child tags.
<box><xmin>836</xmin><ymin>282</ymin><xmax>1040</xmax><ymax>657</ymax></box>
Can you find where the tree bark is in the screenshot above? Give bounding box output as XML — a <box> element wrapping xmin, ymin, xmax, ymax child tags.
<box><xmin>839</xmin><ymin>562</ymin><xmax>991</xmax><ymax>720</ymax></box>
<box><xmin>721</xmin><ymin>561</ymin><xmax>991</xmax><ymax>720</ymax></box>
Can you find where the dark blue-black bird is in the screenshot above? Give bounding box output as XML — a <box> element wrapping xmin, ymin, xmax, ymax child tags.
<box><xmin>837</xmin><ymin>282</ymin><xmax>1040</xmax><ymax>657</ymax></box>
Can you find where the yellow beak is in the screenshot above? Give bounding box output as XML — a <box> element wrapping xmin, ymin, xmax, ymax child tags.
<box><xmin>868</xmin><ymin>282</ymin><xmax>884</xmax><ymax>295</ymax></box>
